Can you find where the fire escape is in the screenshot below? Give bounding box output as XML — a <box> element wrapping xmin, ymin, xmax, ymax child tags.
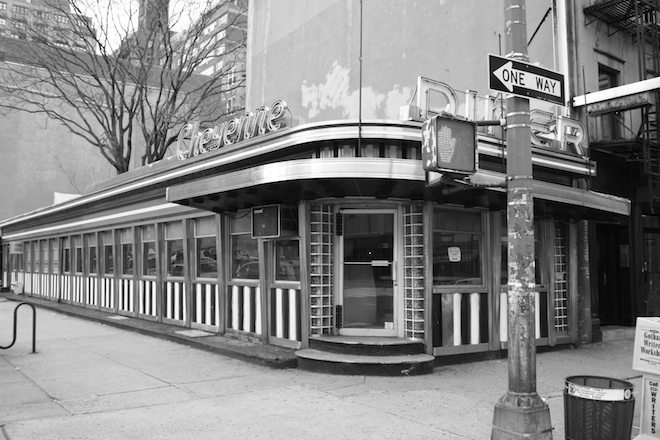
<box><xmin>584</xmin><ymin>0</ymin><xmax>660</xmax><ymax>212</ymax></box>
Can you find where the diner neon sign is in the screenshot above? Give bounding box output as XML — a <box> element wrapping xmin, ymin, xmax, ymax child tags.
<box><xmin>176</xmin><ymin>100</ymin><xmax>289</xmax><ymax>160</ymax></box>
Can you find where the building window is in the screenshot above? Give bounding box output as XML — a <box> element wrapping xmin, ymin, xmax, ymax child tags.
<box><xmin>226</xmin><ymin>96</ymin><xmax>235</xmax><ymax>113</ymax></box>
<box><xmin>120</xmin><ymin>229</ymin><xmax>133</xmax><ymax>276</ymax></box>
<box><xmin>141</xmin><ymin>225</ymin><xmax>157</xmax><ymax>276</ymax></box>
<box><xmin>598</xmin><ymin>64</ymin><xmax>620</xmax><ymax>139</ymax></box>
<box><xmin>432</xmin><ymin>209</ymin><xmax>483</xmax><ymax>286</ymax></box>
<box><xmin>194</xmin><ymin>217</ymin><xmax>217</xmax><ymax>278</ymax></box>
<box><xmin>74</xmin><ymin>236</ymin><xmax>83</xmax><ymax>273</ymax></box>
<box><xmin>275</xmin><ymin>239</ymin><xmax>300</xmax><ymax>282</ymax></box>
<box><xmin>102</xmin><ymin>232</ymin><xmax>113</xmax><ymax>275</ymax></box>
<box><xmin>165</xmin><ymin>221</ymin><xmax>184</xmax><ymax>277</ymax></box>
<box><xmin>228</xmin><ymin>66</ymin><xmax>238</xmax><ymax>86</ymax></box>
<box><xmin>0</xmin><ymin>3</ymin><xmax>7</xmax><ymax>11</ymax></box>
<box><xmin>230</xmin><ymin>210</ymin><xmax>258</xmax><ymax>280</ymax></box>
<box><xmin>40</xmin><ymin>239</ymin><xmax>48</xmax><ymax>273</ymax></box>
<box><xmin>51</xmin><ymin>238</ymin><xmax>59</xmax><ymax>274</ymax></box>
<box><xmin>62</xmin><ymin>237</ymin><xmax>71</xmax><ymax>273</ymax></box>
<box><xmin>85</xmin><ymin>233</ymin><xmax>97</xmax><ymax>274</ymax></box>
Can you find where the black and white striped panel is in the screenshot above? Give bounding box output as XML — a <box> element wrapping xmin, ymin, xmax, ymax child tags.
<box><xmin>46</xmin><ymin>274</ymin><xmax>56</xmax><ymax>299</ymax></box>
<box><xmin>24</xmin><ymin>272</ymin><xmax>33</xmax><ymax>293</ymax></box>
<box><xmin>139</xmin><ymin>280</ymin><xmax>158</xmax><ymax>317</ymax></box>
<box><xmin>60</xmin><ymin>275</ymin><xmax>71</xmax><ymax>302</ymax></box>
<box><xmin>100</xmin><ymin>277</ymin><xmax>114</xmax><ymax>309</ymax></box>
<box><xmin>228</xmin><ymin>285</ymin><xmax>261</xmax><ymax>335</ymax></box>
<box><xmin>71</xmin><ymin>275</ymin><xmax>85</xmax><ymax>304</ymax></box>
<box><xmin>270</xmin><ymin>288</ymin><xmax>301</xmax><ymax>341</ymax></box>
<box><xmin>85</xmin><ymin>277</ymin><xmax>98</xmax><ymax>306</ymax></box>
<box><xmin>118</xmin><ymin>279</ymin><xmax>134</xmax><ymax>312</ymax></box>
<box><xmin>435</xmin><ymin>292</ymin><xmax>489</xmax><ymax>347</ymax></box>
<box><xmin>164</xmin><ymin>281</ymin><xmax>186</xmax><ymax>321</ymax></box>
<box><xmin>193</xmin><ymin>283</ymin><xmax>219</xmax><ymax>326</ymax></box>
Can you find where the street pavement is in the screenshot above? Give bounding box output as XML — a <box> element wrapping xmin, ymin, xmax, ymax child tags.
<box><xmin>0</xmin><ymin>297</ymin><xmax>641</xmax><ymax>439</ymax></box>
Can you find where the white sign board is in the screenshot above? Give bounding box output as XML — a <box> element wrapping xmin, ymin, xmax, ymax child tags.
<box><xmin>634</xmin><ymin>317</ymin><xmax>660</xmax><ymax>375</ymax></box>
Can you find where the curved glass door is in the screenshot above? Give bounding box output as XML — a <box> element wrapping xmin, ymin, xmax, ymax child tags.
<box><xmin>341</xmin><ymin>211</ymin><xmax>396</xmax><ymax>335</ymax></box>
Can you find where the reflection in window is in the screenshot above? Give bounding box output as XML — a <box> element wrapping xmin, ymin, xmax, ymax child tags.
<box><xmin>75</xmin><ymin>236</ymin><xmax>83</xmax><ymax>274</ymax></box>
<box><xmin>41</xmin><ymin>240</ymin><xmax>48</xmax><ymax>273</ymax></box>
<box><xmin>167</xmin><ymin>240</ymin><xmax>184</xmax><ymax>276</ymax></box>
<box><xmin>166</xmin><ymin>221</ymin><xmax>184</xmax><ymax>277</ymax></box>
<box><xmin>102</xmin><ymin>232</ymin><xmax>113</xmax><ymax>275</ymax></box>
<box><xmin>275</xmin><ymin>239</ymin><xmax>300</xmax><ymax>281</ymax></box>
<box><xmin>196</xmin><ymin>237</ymin><xmax>217</xmax><ymax>277</ymax></box>
<box><xmin>141</xmin><ymin>225</ymin><xmax>156</xmax><ymax>276</ymax></box>
<box><xmin>120</xmin><ymin>229</ymin><xmax>133</xmax><ymax>276</ymax></box>
<box><xmin>85</xmin><ymin>234</ymin><xmax>97</xmax><ymax>274</ymax></box>
<box><xmin>51</xmin><ymin>239</ymin><xmax>59</xmax><ymax>274</ymax></box>
<box><xmin>62</xmin><ymin>238</ymin><xmax>71</xmax><ymax>273</ymax></box>
<box><xmin>432</xmin><ymin>209</ymin><xmax>482</xmax><ymax>285</ymax></box>
<box><xmin>231</xmin><ymin>211</ymin><xmax>258</xmax><ymax>279</ymax></box>
<box><xmin>195</xmin><ymin>217</ymin><xmax>217</xmax><ymax>278</ymax></box>
<box><xmin>122</xmin><ymin>243</ymin><xmax>133</xmax><ymax>275</ymax></box>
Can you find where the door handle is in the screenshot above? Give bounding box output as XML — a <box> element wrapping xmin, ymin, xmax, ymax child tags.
<box><xmin>391</xmin><ymin>261</ymin><xmax>397</xmax><ymax>286</ymax></box>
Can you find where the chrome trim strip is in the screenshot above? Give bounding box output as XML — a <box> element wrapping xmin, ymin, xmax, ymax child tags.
<box><xmin>167</xmin><ymin>158</ymin><xmax>629</xmax><ymax>216</ymax></box>
<box><xmin>0</xmin><ymin>120</ymin><xmax>598</xmax><ymax>228</ymax></box>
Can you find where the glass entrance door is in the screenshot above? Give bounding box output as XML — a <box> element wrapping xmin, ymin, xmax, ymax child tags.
<box><xmin>340</xmin><ymin>210</ymin><xmax>397</xmax><ymax>336</ymax></box>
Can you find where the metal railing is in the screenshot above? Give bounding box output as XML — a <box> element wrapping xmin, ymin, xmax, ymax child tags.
<box><xmin>0</xmin><ymin>302</ymin><xmax>36</xmax><ymax>353</ymax></box>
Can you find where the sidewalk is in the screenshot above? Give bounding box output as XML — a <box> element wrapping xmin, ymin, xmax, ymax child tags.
<box><xmin>0</xmin><ymin>295</ymin><xmax>641</xmax><ymax>440</ymax></box>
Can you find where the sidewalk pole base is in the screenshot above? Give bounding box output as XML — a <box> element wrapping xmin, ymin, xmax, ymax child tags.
<box><xmin>491</xmin><ymin>393</ymin><xmax>553</xmax><ymax>440</ymax></box>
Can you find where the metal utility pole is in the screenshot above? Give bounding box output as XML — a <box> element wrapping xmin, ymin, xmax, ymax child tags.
<box><xmin>491</xmin><ymin>0</ymin><xmax>553</xmax><ymax>438</ymax></box>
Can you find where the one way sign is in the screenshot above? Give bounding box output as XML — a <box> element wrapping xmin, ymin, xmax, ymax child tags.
<box><xmin>488</xmin><ymin>54</ymin><xmax>565</xmax><ymax>105</ymax></box>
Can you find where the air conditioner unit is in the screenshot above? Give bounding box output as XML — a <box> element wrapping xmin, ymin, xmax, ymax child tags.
<box><xmin>251</xmin><ymin>205</ymin><xmax>298</xmax><ymax>239</ymax></box>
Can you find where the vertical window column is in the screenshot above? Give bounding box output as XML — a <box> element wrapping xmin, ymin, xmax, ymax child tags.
<box><xmin>118</xmin><ymin>228</ymin><xmax>135</xmax><ymax>313</ymax></box>
<box><xmin>139</xmin><ymin>225</ymin><xmax>157</xmax><ymax>318</ymax></box>
<box><xmin>192</xmin><ymin>217</ymin><xmax>220</xmax><ymax>327</ymax></box>
<box><xmin>164</xmin><ymin>221</ymin><xmax>186</xmax><ymax>322</ymax></box>
<box><xmin>100</xmin><ymin>231</ymin><xmax>114</xmax><ymax>310</ymax></box>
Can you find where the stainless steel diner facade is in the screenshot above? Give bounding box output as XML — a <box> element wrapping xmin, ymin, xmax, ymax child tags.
<box><xmin>0</xmin><ymin>115</ymin><xmax>629</xmax><ymax>360</ymax></box>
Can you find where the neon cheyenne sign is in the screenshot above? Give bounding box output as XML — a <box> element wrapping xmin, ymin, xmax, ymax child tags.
<box><xmin>176</xmin><ymin>100</ymin><xmax>289</xmax><ymax>160</ymax></box>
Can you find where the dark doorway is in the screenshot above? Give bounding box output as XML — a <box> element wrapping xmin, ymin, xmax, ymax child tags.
<box><xmin>595</xmin><ymin>223</ymin><xmax>632</xmax><ymax>326</ymax></box>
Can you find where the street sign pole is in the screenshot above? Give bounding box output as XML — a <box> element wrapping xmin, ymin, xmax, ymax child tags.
<box><xmin>491</xmin><ymin>0</ymin><xmax>553</xmax><ymax>439</ymax></box>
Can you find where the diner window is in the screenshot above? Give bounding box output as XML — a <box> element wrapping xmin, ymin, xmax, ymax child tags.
<box><xmin>24</xmin><ymin>241</ymin><xmax>32</xmax><ymax>273</ymax></box>
<box><xmin>231</xmin><ymin>211</ymin><xmax>259</xmax><ymax>280</ymax></box>
<box><xmin>119</xmin><ymin>229</ymin><xmax>133</xmax><ymax>276</ymax></box>
<box><xmin>102</xmin><ymin>232</ymin><xmax>113</xmax><ymax>275</ymax></box>
<box><xmin>74</xmin><ymin>236</ymin><xmax>83</xmax><ymax>273</ymax></box>
<box><xmin>432</xmin><ymin>209</ymin><xmax>483</xmax><ymax>286</ymax></box>
<box><xmin>275</xmin><ymin>239</ymin><xmax>300</xmax><ymax>282</ymax></box>
<box><xmin>85</xmin><ymin>233</ymin><xmax>97</xmax><ymax>274</ymax></box>
<box><xmin>40</xmin><ymin>240</ymin><xmax>48</xmax><ymax>273</ymax></box>
<box><xmin>62</xmin><ymin>238</ymin><xmax>71</xmax><ymax>273</ymax></box>
<box><xmin>195</xmin><ymin>217</ymin><xmax>217</xmax><ymax>278</ymax></box>
<box><xmin>165</xmin><ymin>221</ymin><xmax>184</xmax><ymax>277</ymax></box>
<box><xmin>51</xmin><ymin>239</ymin><xmax>59</xmax><ymax>274</ymax></box>
<box><xmin>141</xmin><ymin>225</ymin><xmax>157</xmax><ymax>276</ymax></box>
<box><xmin>33</xmin><ymin>241</ymin><xmax>41</xmax><ymax>273</ymax></box>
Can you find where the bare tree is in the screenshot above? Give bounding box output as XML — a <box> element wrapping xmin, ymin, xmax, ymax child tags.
<box><xmin>0</xmin><ymin>0</ymin><xmax>247</xmax><ymax>174</ymax></box>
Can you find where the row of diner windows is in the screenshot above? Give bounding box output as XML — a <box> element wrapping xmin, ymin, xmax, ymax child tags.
<box><xmin>4</xmin><ymin>208</ymin><xmax>565</xmax><ymax>288</ymax></box>
<box><xmin>6</xmin><ymin>214</ymin><xmax>300</xmax><ymax>283</ymax></box>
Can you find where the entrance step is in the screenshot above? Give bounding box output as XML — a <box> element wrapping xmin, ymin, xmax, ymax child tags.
<box><xmin>296</xmin><ymin>336</ymin><xmax>434</xmax><ymax>376</ymax></box>
<box><xmin>295</xmin><ymin>348</ymin><xmax>435</xmax><ymax>376</ymax></box>
<box><xmin>308</xmin><ymin>335</ymin><xmax>426</xmax><ymax>356</ymax></box>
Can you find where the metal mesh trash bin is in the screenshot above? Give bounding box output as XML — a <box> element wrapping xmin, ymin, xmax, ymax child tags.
<box><xmin>564</xmin><ymin>375</ymin><xmax>635</xmax><ymax>440</ymax></box>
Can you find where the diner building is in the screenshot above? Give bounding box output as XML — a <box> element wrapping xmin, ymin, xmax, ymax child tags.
<box><xmin>0</xmin><ymin>1</ymin><xmax>643</xmax><ymax>373</ymax></box>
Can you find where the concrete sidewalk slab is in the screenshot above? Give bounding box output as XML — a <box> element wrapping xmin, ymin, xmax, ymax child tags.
<box><xmin>0</xmin><ymin>296</ymin><xmax>641</xmax><ymax>439</ymax></box>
